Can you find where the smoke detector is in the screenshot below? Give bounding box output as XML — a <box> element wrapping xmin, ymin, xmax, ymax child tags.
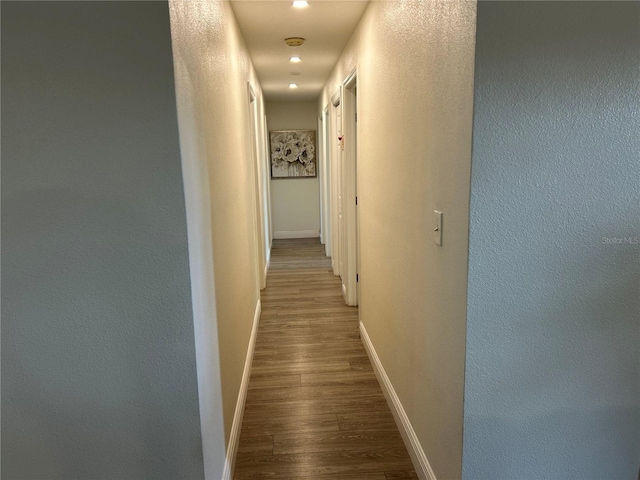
<box><xmin>284</xmin><ymin>37</ymin><xmax>305</xmax><ymax>47</ymax></box>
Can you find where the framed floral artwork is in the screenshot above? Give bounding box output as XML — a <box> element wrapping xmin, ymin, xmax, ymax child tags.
<box><xmin>270</xmin><ymin>130</ymin><xmax>316</xmax><ymax>178</ymax></box>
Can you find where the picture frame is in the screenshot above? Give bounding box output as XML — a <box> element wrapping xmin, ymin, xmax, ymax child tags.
<box><xmin>270</xmin><ymin>129</ymin><xmax>317</xmax><ymax>178</ymax></box>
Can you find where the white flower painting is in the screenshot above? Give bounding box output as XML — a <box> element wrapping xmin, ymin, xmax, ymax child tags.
<box><xmin>270</xmin><ymin>130</ymin><xmax>316</xmax><ymax>178</ymax></box>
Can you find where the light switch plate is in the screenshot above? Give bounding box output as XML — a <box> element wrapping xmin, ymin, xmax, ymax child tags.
<box><xmin>434</xmin><ymin>210</ymin><xmax>443</xmax><ymax>246</ymax></box>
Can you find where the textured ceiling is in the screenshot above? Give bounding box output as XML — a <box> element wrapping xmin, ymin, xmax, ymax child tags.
<box><xmin>230</xmin><ymin>1</ymin><xmax>369</xmax><ymax>101</ymax></box>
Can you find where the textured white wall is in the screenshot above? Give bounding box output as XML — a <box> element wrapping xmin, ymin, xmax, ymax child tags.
<box><xmin>319</xmin><ymin>2</ymin><xmax>477</xmax><ymax>478</ymax></box>
<box><xmin>266</xmin><ymin>101</ymin><xmax>320</xmax><ymax>236</ymax></box>
<box><xmin>169</xmin><ymin>1</ymin><xmax>264</xmax><ymax>476</ymax></box>
<box><xmin>464</xmin><ymin>3</ymin><xmax>640</xmax><ymax>479</ymax></box>
<box><xmin>2</xmin><ymin>3</ymin><xmax>203</xmax><ymax>479</ymax></box>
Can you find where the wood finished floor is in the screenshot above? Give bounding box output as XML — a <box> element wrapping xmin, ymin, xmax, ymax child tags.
<box><xmin>234</xmin><ymin>238</ymin><xmax>417</xmax><ymax>480</ymax></box>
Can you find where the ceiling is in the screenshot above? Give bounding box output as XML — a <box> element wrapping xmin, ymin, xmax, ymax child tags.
<box><xmin>230</xmin><ymin>0</ymin><xmax>369</xmax><ymax>102</ymax></box>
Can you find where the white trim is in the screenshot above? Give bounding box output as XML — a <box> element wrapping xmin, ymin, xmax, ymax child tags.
<box><xmin>359</xmin><ymin>321</ymin><xmax>437</xmax><ymax>480</ymax></box>
<box><xmin>273</xmin><ymin>230</ymin><xmax>320</xmax><ymax>239</ymax></box>
<box><xmin>263</xmin><ymin>257</ymin><xmax>269</xmax><ymax>285</ymax></box>
<box><xmin>340</xmin><ymin>79</ymin><xmax>358</xmax><ymax>306</ymax></box>
<box><xmin>344</xmin><ymin>68</ymin><xmax>357</xmax><ymax>89</ymax></box>
<box><xmin>222</xmin><ymin>300</ymin><xmax>261</xmax><ymax>480</ymax></box>
<box><xmin>331</xmin><ymin>89</ymin><xmax>341</xmax><ymax>107</ymax></box>
<box><xmin>318</xmin><ymin>114</ymin><xmax>325</xmax><ymax>247</ymax></box>
<box><xmin>267</xmin><ymin>241</ymin><xmax>272</xmax><ymax>264</ymax></box>
<box><xmin>321</xmin><ymin>105</ymin><xmax>332</xmax><ymax>259</ymax></box>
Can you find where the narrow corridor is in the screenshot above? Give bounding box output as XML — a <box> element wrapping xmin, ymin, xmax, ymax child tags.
<box><xmin>234</xmin><ymin>238</ymin><xmax>416</xmax><ymax>479</ymax></box>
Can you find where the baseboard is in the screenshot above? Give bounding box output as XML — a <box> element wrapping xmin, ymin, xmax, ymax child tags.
<box><xmin>222</xmin><ymin>300</ymin><xmax>261</xmax><ymax>480</ymax></box>
<box><xmin>273</xmin><ymin>230</ymin><xmax>320</xmax><ymax>239</ymax></box>
<box><xmin>359</xmin><ymin>321</ymin><xmax>437</xmax><ymax>480</ymax></box>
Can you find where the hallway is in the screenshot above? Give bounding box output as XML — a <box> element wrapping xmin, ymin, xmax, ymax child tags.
<box><xmin>234</xmin><ymin>238</ymin><xmax>416</xmax><ymax>479</ymax></box>
<box><xmin>4</xmin><ymin>1</ymin><xmax>638</xmax><ymax>478</ymax></box>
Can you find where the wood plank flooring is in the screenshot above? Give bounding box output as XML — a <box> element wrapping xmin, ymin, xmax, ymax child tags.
<box><xmin>234</xmin><ymin>238</ymin><xmax>417</xmax><ymax>480</ymax></box>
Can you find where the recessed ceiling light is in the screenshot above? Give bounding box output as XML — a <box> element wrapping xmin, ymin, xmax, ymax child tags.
<box><xmin>292</xmin><ymin>1</ymin><xmax>309</xmax><ymax>8</ymax></box>
<box><xmin>289</xmin><ymin>83</ymin><xmax>298</xmax><ymax>89</ymax></box>
<box><xmin>290</xmin><ymin>56</ymin><xmax>302</xmax><ymax>63</ymax></box>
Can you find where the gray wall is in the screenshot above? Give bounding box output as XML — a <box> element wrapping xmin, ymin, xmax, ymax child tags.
<box><xmin>463</xmin><ymin>2</ymin><xmax>640</xmax><ymax>479</ymax></box>
<box><xmin>1</xmin><ymin>2</ymin><xmax>204</xmax><ymax>479</ymax></box>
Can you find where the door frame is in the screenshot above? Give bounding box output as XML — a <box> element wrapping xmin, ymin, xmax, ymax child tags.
<box><xmin>247</xmin><ymin>82</ymin><xmax>268</xmax><ymax>289</ymax></box>
<box><xmin>330</xmin><ymin>89</ymin><xmax>342</xmax><ymax>277</ymax></box>
<box><xmin>341</xmin><ymin>70</ymin><xmax>358</xmax><ymax>306</ymax></box>
<box><xmin>321</xmin><ymin>106</ymin><xmax>331</xmax><ymax>257</ymax></box>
